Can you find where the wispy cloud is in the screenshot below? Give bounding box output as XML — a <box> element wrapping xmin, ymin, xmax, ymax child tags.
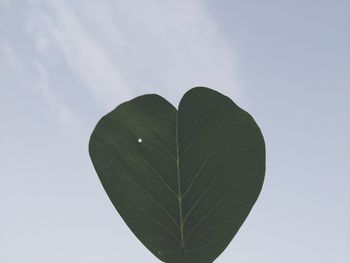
<box><xmin>33</xmin><ymin>0</ymin><xmax>238</xmax><ymax>106</ymax></box>
<box><xmin>18</xmin><ymin>0</ymin><xmax>238</xmax><ymax>138</ymax></box>
<box><xmin>32</xmin><ymin>60</ymin><xmax>83</xmax><ymax>139</ymax></box>
<box><xmin>1</xmin><ymin>43</ymin><xmax>18</xmax><ymax>70</ymax></box>
<box><xmin>25</xmin><ymin>1</ymin><xmax>133</xmax><ymax>111</ymax></box>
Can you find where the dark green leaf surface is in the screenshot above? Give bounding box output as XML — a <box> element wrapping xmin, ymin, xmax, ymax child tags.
<box><xmin>89</xmin><ymin>87</ymin><xmax>265</xmax><ymax>263</ymax></box>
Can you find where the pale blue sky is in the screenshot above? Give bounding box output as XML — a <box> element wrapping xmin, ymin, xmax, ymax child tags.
<box><xmin>1</xmin><ymin>1</ymin><xmax>349</xmax><ymax>262</ymax></box>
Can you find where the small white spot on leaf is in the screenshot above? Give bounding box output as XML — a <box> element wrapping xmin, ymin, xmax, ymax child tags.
<box><xmin>138</xmin><ymin>138</ymin><xmax>142</xmax><ymax>143</ymax></box>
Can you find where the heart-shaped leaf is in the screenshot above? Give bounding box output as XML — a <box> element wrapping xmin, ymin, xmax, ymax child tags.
<box><xmin>89</xmin><ymin>87</ymin><xmax>265</xmax><ymax>263</ymax></box>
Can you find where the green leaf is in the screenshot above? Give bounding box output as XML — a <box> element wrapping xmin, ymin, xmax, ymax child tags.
<box><xmin>89</xmin><ymin>87</ymin><xmax>265</xmax><ymax>263</ymax></box>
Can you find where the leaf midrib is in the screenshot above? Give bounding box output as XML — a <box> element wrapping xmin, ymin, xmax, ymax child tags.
<box><xmin>175</xmin><ymin>111</ymin><xmax>185</xmax><ymax>252</ymax></box>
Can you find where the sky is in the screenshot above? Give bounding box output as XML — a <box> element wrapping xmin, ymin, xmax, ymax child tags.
<box><xmin>0</xmin><ymin>0</ymin><xmax>349</xmax><ymax>262</ymax></box>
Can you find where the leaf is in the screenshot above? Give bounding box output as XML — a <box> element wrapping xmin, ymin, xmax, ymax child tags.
<box><xmin>89</xmin><ymin>87</ymin><xmax>265</xmax><ymax>263</ymax></box>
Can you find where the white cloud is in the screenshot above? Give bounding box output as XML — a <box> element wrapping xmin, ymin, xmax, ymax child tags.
<box><xmin>31</xmin><ymin>0</ymin><xmax>238</xmax><ymax>107</ymax></box>
<box><xmin>33</xmin><ymin>0</ymin><xmax>134</xmax><ymax>110</ymax></box>
<box><xmin>22</xmin><ymin>0</ymin><xmax>238</xmax><ymax>137</ymax></box>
